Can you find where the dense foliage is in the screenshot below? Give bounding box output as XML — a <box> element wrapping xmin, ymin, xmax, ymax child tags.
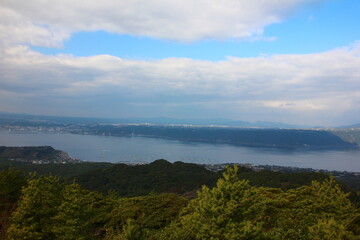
<box><xmin>0</xmin><ymin>159</ymin><xmax>113</xmax><ymax>178</ymax></box>
<box><xmin>6</xmin><ymin>175</ymin><xmax>99</xmax><ymax>240</ymax></box>
<box><xmin>3</xmin><ymin>172</ymin><xmax>188</xmax><ymax>240</ymax></box>
<box><xmin>75</xmin><ymin>160</ymin><xmax>219</xmax><ymax>196</ymax></box>
<box><xmin>156</xmin><ymin>166</ymin><xmax>360</xmax><ymax>240</ymax></box>
<box><xmin>0</xmin><ymin>168</ymin><xmax>27</xmax><ymax>238</ymax></box>
<box><xmin>1</xmin><ymin>158</ymin><xmax>359</xmax><ymax>201</ymax></box>
<box><xmin>1</xmin><ymin>165</ymin><xmax>359</xmax><ymax>239</ymax></box>
<box><xmin>0</xmin><ymin>160</ymin><xmax>359</xmax><ymax>239</ymax></box>
<box><xmin>103</xmin><ymin>193</ymin><xmax>188</xmax><ymax>239</ymax></box>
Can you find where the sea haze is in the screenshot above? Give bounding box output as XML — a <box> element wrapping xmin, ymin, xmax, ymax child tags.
<box><xmin>0</xmin><ymin>130</ymin><xmax>359</xmax><ymax>172</ymax></box>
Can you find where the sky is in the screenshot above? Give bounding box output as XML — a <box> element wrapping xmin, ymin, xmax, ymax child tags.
<box><xmin>0</xmin><ymin>0</ymin><xmax>359</xmax><ymax>127</ymax></box>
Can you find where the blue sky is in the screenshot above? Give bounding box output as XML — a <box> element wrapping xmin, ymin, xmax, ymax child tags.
<box><xmin>0</xmin><ymin>0</ymin><xmax>360</xmax><ymax>126</ymax></box>
<box><xmin>32</xmin><ymin>0</ymin><xmax>360</xmax><ymax>60</ymax></box>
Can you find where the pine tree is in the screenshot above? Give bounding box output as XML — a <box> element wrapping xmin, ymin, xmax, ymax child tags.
<box><xmin>157</xmin><ymin>166</ymin><xmax>360</xmax><ymax>240</ymax></box>
<box><xmin>7</xmin><ymin>175</ymin><xmax>63</xmax><ymax>240</ymax></box>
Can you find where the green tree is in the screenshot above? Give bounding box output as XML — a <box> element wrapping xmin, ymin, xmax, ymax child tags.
<box><xmin>158</xmin><ymin>165</ymin><xmax>278</xmax><ymax>239</ymax></box>
<box><xmin>0</xmin><ymin>168</ymin><xmax>27</xmax><ymax>204</ymax></box>
<box><xmin>52</xmin><ymin>182</ymin><xmax>99</xmax><ymax>240</ymax></box>
<box><xmin>158</xmin><ymin>166</ymin><xmax>360</xmax><ymax>240</ymax></box>
<box><xmin>6</xmin><ymin>175</ymin><xmax>103</xmax><ymax>240</ymax></box>
<box><xmin>308</xmin><ymin>218</ymin><xmax>355</xmax><ymax>240</ymax></box>
<box><xmin>6</xmin><ymin>175</ymin><xmax>63</xmax><ymax>240</ymax></box>
<box><xmin>4</xmin><ymin>166</ymin><xmax>360</xmax><ymax>240</ymax></box>
<box><xmin>104</xmin><ymin>193</ymin><xmax>188</xmax><ymax>240</ymax></box>
<box><xmin>272</xmin><ymin>177</ymin><xmax>360</xmax><ymax>239</ymax></box>
<box><xmin>0</xmin><ymin>168</ymin><xmax>27</xmax><ymax>239</ymax></box>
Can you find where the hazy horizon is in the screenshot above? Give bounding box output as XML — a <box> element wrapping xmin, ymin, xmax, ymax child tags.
<box><xmin>2</xmin><ymin>111</ymin><xmax>359</xmax><ymax>128</ymax></box>
<box><xmin>1</xmin><ymin>0</ymin><xmax>359</xmax><ymax>127</ymax></box>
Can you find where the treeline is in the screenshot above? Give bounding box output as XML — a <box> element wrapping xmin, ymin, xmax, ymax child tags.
<box><xmin>0</xmin><ymin>159</ymin><xmax>338</xmax><ymax>195</ymax></box>
<box><xmin>1</xmin><ymin>158</ymin><xmax>359</xmax><ymax>200</ymax></box>
<box><xmin>1</xmin><ymin>165</ymin><xmax>359</xmax><ymax>239</ymax></box>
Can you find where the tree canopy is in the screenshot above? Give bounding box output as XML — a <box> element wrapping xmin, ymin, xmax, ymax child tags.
<box><xmin>2</xmin><ymin>165</ymin><xmax>360</xmax><ymax>239</ymax></box>
<box><xmin>156</xmin><ymin>166</ymin><xmax>360</xmax><ymax>240</ymax></box>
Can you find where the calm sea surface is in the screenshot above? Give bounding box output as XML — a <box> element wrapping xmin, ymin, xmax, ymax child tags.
<box><xmin>0</xmin><ymin>130</ymin><xmax>359</xmax><ymax>172</ymax></box>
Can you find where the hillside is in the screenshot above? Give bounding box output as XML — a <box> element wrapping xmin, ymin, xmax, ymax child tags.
<box><xmin>330</xmin><ymin>128</ymin><xmax>360</xmax><ymax>146</ymax></box>
<box><xmin>75</xmin><ymin>160</ymin><xmax>220</xmax><ymax>197</ymax></box>
<box><xmin>73</xmin><ymin>124</ymin><xmax>358</xmax><ymax>149</ymax></box>
<box><xmin>1</xmin><ymin>166</ymin><xmax>359</xmax><ymax>240</ymax></box>
<box><xmin>0</xmin><ymin>146</ymin><xmax>80</xmax><ymax>163</ymax></box>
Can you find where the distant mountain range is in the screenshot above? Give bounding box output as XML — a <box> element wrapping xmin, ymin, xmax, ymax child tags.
<box><xmin>0</xmin><ymin>112</ymin><xmax>305</xmax><ymax>128</ymax></box>
<box><xmin>338</xmin><ymin>123</ymin><xmax>360</xmax><ymax>128</ymax></box>
<box><xmin>112</xmin><ymin>117</ymin><xmax>307</xmax><ymax>128</ymax></box>
<box><xmin>0</xmin><ymin>112</ymin><xmax>359</xmax><ymax>129</ymax></box>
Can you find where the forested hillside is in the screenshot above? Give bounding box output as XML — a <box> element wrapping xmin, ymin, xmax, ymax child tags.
<box><xmin>1</xmin><ymin>166</ymin><xmax>359</xmax><ymax>239</ymax></box>
<box><xmin>0</xmin><ymin>146</ymin><xmax>78</xmax><ymax>163</ymax></box>
<box><xmin>73</xmin><ymin>124</ymin><xmax>358</xmax><ymax>149</ymax></box>
<box><xmin>1</xmin><ymin>157</ymin><xmax>359</xmax><ymax>197</ymax></box>
<box><xmin>331</xmin><ymin>128</ymin><xmax>360</xmax><ymax>146</ymax></box>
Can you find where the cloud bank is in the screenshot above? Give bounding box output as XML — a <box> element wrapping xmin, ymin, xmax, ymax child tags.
<box><xmin>1</xmin><ymin>0</ymin><xmax>320</xmax><ymax>43</ymax></box>
<box><xmin>1</xmin><ymin>42</ymin><xmax>360</xmax><ymax>125</ymax></box>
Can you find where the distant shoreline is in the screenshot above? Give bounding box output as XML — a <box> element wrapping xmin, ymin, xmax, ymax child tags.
<box><xmin>1</xmin><ymin>145</ymin><xmax>359</xmax><ymax>175</ymax></box>
<box><xmin>2</xmin><ymin>124</ymin><xmax>359</xmax><ymax>150</ymax></box>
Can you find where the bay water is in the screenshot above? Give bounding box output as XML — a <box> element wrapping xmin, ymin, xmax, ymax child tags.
<box><xmin>0</xmin><ymin>130</ymin><xmax>359</xmax><ymax>172</ymax></box>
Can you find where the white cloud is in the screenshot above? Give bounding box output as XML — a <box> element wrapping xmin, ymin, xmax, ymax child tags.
<box><xmin>0</xmin><ymin>7</ymin><xmax>70</xmax><ymax>47</ymax></box>
<box><xmin>1</xmin><ymin>0</ymin><xmax>320</xmax><ymax>44</ymax></box>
